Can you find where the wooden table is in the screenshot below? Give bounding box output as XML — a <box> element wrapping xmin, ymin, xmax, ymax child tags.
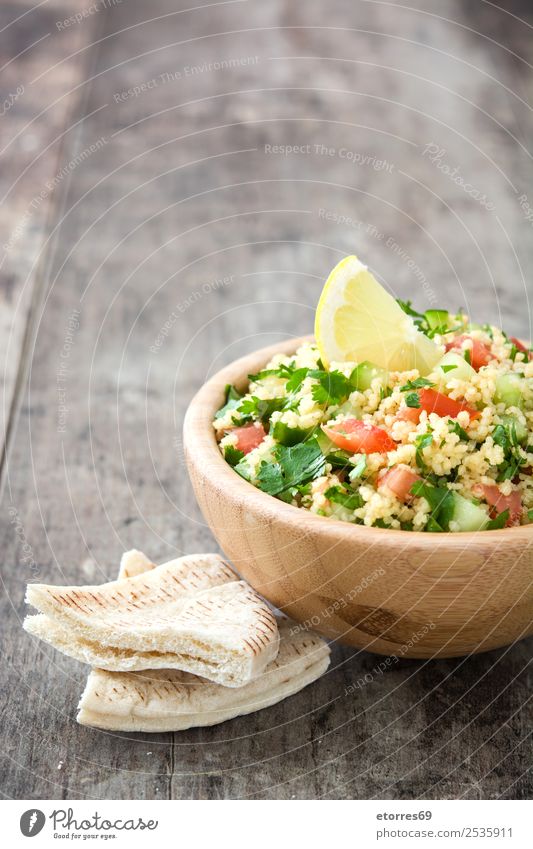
<box><xmin>1</xmin><ymin>0</ymin><xmax>531</xmax><ymax>800</ymax></box>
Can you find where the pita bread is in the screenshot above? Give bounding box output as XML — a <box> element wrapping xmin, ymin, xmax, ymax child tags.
<box><xmin>77</xmin><ymin>621</ymin><xmax>330</xmax><ymax>731</ymax></box>
<box><xmin>118</xmin><ymin>549</ymin><xmax>155</xmax><ymax>579</ymax></box>
<box><xmin>77</xmin><ymin>551</ymin><xmax>330</xmax><ymax>731</ymax></box>
<box><xmin>24</xmin><ymin>553</ymin><xmax>279</xmax><ymax>687</ymax></box>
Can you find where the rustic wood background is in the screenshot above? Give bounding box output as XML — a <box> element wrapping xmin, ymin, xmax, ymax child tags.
<box><xmin>0</xmin><ymin>0</ymin><xmax>531</xmax><ymax>800</ymax></box>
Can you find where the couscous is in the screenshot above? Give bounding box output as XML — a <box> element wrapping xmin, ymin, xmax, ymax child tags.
<box><xmin>213</xmin><ymin>264</ymin><xmax>532</xmax><ymax>532</ymax></box>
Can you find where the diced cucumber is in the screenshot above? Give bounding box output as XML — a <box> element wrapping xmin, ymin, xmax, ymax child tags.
<box><xmin>434</xmin><ymin>351</ymin><xmax>476</xmax><ymax>383</ymax></box>
<box><xmin>501</xmin><ymin>414</ymin><xmax>528</xmax><ymax>444</ymax></box>
<box><xmin>450</xmin><ymin>493</ymin><xmax>489</xmax><ymax>532</ymax></box>
<box><xmin>272</xmin><ymin>421</ymin><xmax>314</xmax><ymax>446</ymax></box>
<box><xmin>494</xmin><ymin>374</ymin><xmax>524</xmax><ymax>409</ymax></box>
<box><xmin>425</xmin><ymin>309</ymin><xmax>449</xmax><ymax>332</ymax></box>
<box><xmin>350</xmin><ymin>361</ymin><xmax>389</xmax><ymax>392</ymax></box>
<box><xmin>316</xmin><ymin>430</ymin><xmax>335</xmax><ymax>454</ymax></box>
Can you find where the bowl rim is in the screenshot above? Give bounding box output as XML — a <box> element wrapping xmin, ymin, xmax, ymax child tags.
<box><xmin>184</xmin><ymin>335</ymin><xmax>531</xmax><ymax>544</ymax></box>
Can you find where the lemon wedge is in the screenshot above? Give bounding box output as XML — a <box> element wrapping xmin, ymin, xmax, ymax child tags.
<box><xmin>315</xmin><ymin>255</ymin><xmax>443</xmax><ymax>374</ymax></box>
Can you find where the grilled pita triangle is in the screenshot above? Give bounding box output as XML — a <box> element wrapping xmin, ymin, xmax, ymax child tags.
<box><xmin>77</xmin><ymin>621</ymin><xmax>329</xmax><ymax>732</ymax></box>
<box><xmin>24</xmin><ymin>553</ymin><xmax>279</xmax><ymax>687</ymax></box>
<box><xmin>76</xmin><ymin>551</ymin><xmax>330</xmax><ymax>731</ymax></box>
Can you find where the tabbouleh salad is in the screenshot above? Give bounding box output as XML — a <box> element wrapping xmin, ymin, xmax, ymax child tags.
<box><xmin>213</xmin><ymin>263</ymin><xmax>532</xmax><ymax>533</ymax></box>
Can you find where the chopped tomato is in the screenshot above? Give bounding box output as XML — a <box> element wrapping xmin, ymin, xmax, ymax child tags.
<box><xmin>473</xmin><ymin>484</ymin><xmax>522</xmax><ymax>526</ymax></box>
<box><xmin>417</xmin><ymin>388</ymin><xmax>480</xmax><ymax>420</ymax></box>
<box><xmin>445</xmin><ymin>335</ymin><xmax>492</xmax><ymax>370</ymax></box>
<box><xmin>322</xmin><ymin>419</ymin><xmax>396</xmax><ymax>454</ymax></box>
<box><xmin>231</xmin><ymin>423</ymin><xmax>266</xmax><ymax>454</ymax></box>
<box><xmin>378</xmin><ymin>466</ymin><xmax>421</xmax><ymax>502</ymax></box>
<box><xmin>509</xmin><ymin>337</ymin><xmax>532</xmax><ymax>361</ymax></box>
<box><xmin>396</xmin><ymin>406</ymin><xmax>421</xmax><ymax>424</ymax></box>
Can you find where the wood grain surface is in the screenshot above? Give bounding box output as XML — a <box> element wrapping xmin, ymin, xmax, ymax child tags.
<box><xmin>0</xmin><ymin>0</ymin><xmax>531</xmax><ymax>800</ymax></box>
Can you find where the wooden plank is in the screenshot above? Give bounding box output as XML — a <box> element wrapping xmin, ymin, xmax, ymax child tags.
<box><xmin>0</xmin><ymin>0</ymin><xmax>106</xmax><ymax>459</ymax></box>
<box><xmin>0</xmin><ymin>0</ymin><xmax>531</xmax><ymax>800</ymax></box>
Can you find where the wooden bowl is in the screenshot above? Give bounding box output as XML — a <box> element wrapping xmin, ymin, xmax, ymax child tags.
<box><xmin>184</xmin><ymin>337</ymin><xmax>533</xmax><ymax>658</ymax></box>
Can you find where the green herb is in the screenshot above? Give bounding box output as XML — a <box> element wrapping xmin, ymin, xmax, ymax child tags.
<box><xmin>311</xmin><ymin>370</ymin><xmax>353</xmax><ymax>406</ymax></box>
<box><xmin>491</xmin><ymin>420</ymin><xmax>527</xmax><ymax>482</ymax></box>
<box><xmin>233</xmin><ymin>460</ymin><xmax>251</xmax><ymax>481</ymax></box>
<box><xmin>449</xmin><ymin>420</ymin><xmax>470</xmax><ymax>442</ymax></box>
<box><xmin>509</xmin><ymin>344</ymin><xmax>518</xmax><ymax>362</ymax></box>
<box><xmin>373</xmin><ymin>518</ymin><xmax>392</xmax><ymax>529</ymax></box>
<box><xmin>250</xmin><ymin>363</ymin><xmax>356</xmax><ymax>409</ymax></box>
<box><xmin>238</xmin><ymin>396</ymin><xmax>285</xmax><ymax>424</ymax></box>
<box><xmin>397</xmin><ymin>299</ymin><xmax>424</xmax><ymax>321</ymax></box>
<box><xmin>400</xmin><ymin>377</ymin><xmax>434</xmax><ymax>391</ymax></box>
<box><xmin>440</xmin><ymin>364</ymin><xmax>458</xmax><ymax>374</ymax></box>
<box><xmin>410</xmin><ymin>481</ymin><xmax>455</xmax><ymax>531</ymax></box>
<box><xmin>248</xmin><ymin>368</ymin><xmax>280</xmax><ymax>382</ymax></box>
<box><xmin>486</xmin><ymin>509</ymin><xmax>510</xmax><ymax>530</ymax></box>
<box><xmin>396</xmin><ymin>300</ymin><xmax>454</xmax><ymax>338</ymax></box>
<box><xmin>464</xmin><ymin>349</ymin><xmax>472</xmax><ymax>366</ymax></box>
<box><xmin>215</xmin><ymin>384</ymin><xmax>243</xmax><ymax>419</ymax></box>
<box><xmin>272</xmin><ymin>421</ymin><xmax>313</xmax><ymax>446</ymax></box>
<box><xmin>257</xmin><ymin>438</ymin><xmax>326</xmax><ymax>496</ymax></box>
<box><xmin>324</xmin><ymin>486</ymin><xmax>363</xmax><ymax>510</ymax></box>
<box><xmin>224</xmin><ymin>445</ymin><xmax>244</xmax><ymax>466</ymax></box>
<box><xmin>414</xmin><ymin>430</ymin><xmax>434</xmax><ymax>470</ymax></box>
<box><xmin>405</xmin><ymin>392</ymin><xmax>421</xmax><ymax>408</ymax></box>
<box><xmin>324</xmin><ymin>450</ymin><xmax>357</xmax><ymax>470</ymax></box>
<box><xmin>285</xmin><ymin>367</ymin><xmax>311</xmax><ymax>393</ymax></box>
<box><xmin>492</xmin><ymin>424</ymin><xmax>507</xmax><ymax>448</ymax></box>
<box><xmin>528</xmin><ymin>509</ymin><xmax>533</xmax><ymax>522</ymax></box>
<box><xmin>248</xmin><ymin>362</ymin><xmax>296</xmax><ymax>383</ymax></box>
<box><xmin>349</xmin><ymin>456</ymin><xmax>367</xmax><ymax>481</ymax></box>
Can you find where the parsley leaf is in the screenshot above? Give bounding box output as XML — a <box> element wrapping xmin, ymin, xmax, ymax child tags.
<box><xmin>324</xmin><ymin>486</ymin><xmax>363</xmax><ymax>510</ymax></box>
<box><xmin>414</xmin><ymin>430</ymin><xmax>434</xmax><ymax>470</ymax></box>
<box><xmin>400</xmin><ymin>377</ymin><xmax>434</xmax><ymax>391</ymax></box>
<box><xmin>486</xmin><ymin>509</ymin><xmax>510</xmax><ymax>530</ymax></box>
<box><xmin>233</xmin><ymin>460</ymin><xmax>251</xmax><ymax>481</ymax></box>
<box><xmin>396</xmin><ymin>300</ymin><xmax>453</xmax><ymax>338</ymax></box>
<box><xmin>464</xmin><ymin>349</ymin><xmax>472</xmax><ymax>366</ymax></box>
<box><xmin>405</xmin><ymin>391</ymin><xmax>421</xmax><ymax>408</ymax></box>
<box><xmin>492</xmin><ymin>424</ymin><xmax>507</xmax><ymax>448</ymax></box>
<box><xmin>256</xmin><ymin>462</ymin><xmax>285</xmax><ymax>495</ymax></box>
<box><xmin>410</xmin><ymin>481</ymin><xmax>455</xmax><ymax>531</ymax></box>
<box><xmin>349</xmin><ymin>456</ymin><xmax>367</xmax><ymax>481</ymax></box>
<box><xmin>449</xmin><ymin>420</ymin><xmax>470</xmax><ymax>442</ymax></box>
<box><xmin>224</xmin><ymin>445</ymin><xmax>244</xmax><ymax>466</ymax></box>
<box><xmin>440</xmin><ymin>364</ymin><xmax>458</xmax><ymax>374</ymax></box>
<box><xmin>248</xmin><ymin>368</ymin><xmax>280</xmax><ymax>382</ymax></box>
<box><xmin>285</xmin><ymin>367</ymin><xmax>311</xmax><ymax>394</ymax></box>
<box><xmin>491</xmin><ymin>421</ymin><xmax>526</xmax><ymax>482</ymax></box>
<box><xmin>215</xmin><ymin>384</ymin><xmax>243</xmax><ymax>419</ymax></box>
<box><xmin>238</xmin><ymin>396</ymin><xmax>285</xmax><ymax>424</ymax></box>
<box><xmin>397</xmin><ymin>299</ymin><xmax>424</xmax><ymax>322</ymax></box>
<box><xmin>257</xmin><ymin>438</ymin><xmax>326</xmax><ymax>496</ymax></box>
<box><xmin>324</xmin><ymin>449</ymin><xmax>358</xmax><ymax>470</ymax></box>
<box><xmin>311</xmin><ymin>370</ymin><xmax>353</xmax><ymax>406</ymax></box>
<box><xmin>248</xmin><ymin>362</ymin><xmax>296</xmax><ymax>383</ymax></box>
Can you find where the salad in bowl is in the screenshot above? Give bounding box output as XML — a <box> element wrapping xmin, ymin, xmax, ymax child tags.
<box><xmin>213</xmin><ymin>256</ymin><xmax>532</xmax><ymax>533</ymax></box>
